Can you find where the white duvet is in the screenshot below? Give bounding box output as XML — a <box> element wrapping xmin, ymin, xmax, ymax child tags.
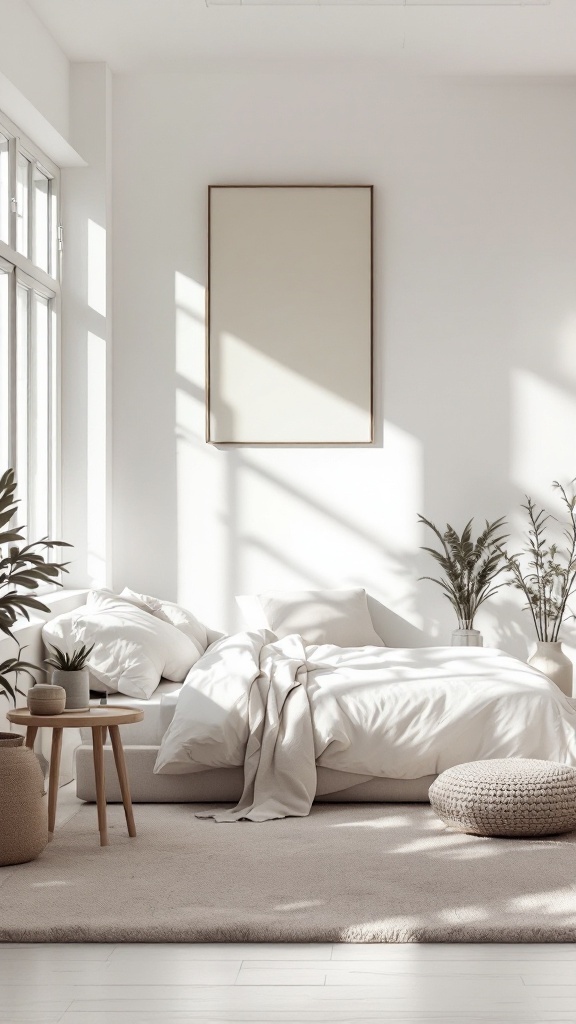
<box><xmin>154</xmin><ymin>631</ymin><xmax>576</xmax><ymax>821</ymax></box>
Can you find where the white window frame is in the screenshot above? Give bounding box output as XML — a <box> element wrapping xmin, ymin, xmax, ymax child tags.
<box><xmin>0</xmin><ymin>109</ymin><xmax>61</xmax><ymax>541</ymax></box>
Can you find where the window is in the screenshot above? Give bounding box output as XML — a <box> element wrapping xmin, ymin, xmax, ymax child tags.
<box><xmin>0</xmin><ymin>111</ymin><xmax>61</xmax><ymax>540</ymax></box>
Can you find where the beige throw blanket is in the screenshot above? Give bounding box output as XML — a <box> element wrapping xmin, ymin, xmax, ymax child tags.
<box><xmin>196</xmin><ymin>635</ymin><xmax>317</xmax><ymax>821</ymax></box>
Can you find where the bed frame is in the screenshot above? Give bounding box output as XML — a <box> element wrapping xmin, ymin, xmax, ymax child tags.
<box><xmin>75</xmin><ymin>744</ymin><xmax>435</xmax><ymax>803</ymax></box>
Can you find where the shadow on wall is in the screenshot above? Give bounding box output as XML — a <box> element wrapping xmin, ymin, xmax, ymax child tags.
<box><xmin>172</xmin><ymin>267</ymin><xmax>550</xmax><ymax>652</ymax></box>
<box><xmin>171</xmin><ymin>265</ymin><xmax>432</xmax><ymax>642</ymax></box>
<box><xmin>480</xmin><ymin>599</ymin><xmax>536</xmax><ymax>662</ymax></box>
<box><xmin>367</xmin><ymin>596</ymin><xmax>428</xmax><ymax>648</ymax></box>
<box><xmin>117</xmin><ymin>231</ymin><xmax>576</xmax><ymax>659</ymax></box>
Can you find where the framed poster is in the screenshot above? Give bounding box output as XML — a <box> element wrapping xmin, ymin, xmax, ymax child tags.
<box><xmin>206</xmin><ymin>185</ymin><xmax>373</xmax><ymax>445</ymax></box>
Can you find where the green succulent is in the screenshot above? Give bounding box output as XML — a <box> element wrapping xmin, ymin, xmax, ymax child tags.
<box><xmin>0</xmin><ymin>468</ymin><xmax>72</xmax><ymax>704</ymax></box>
<box><xmin>45</xmin><ymin>642</ymin><xmax>94</xmax><ymax>672</ymax></box>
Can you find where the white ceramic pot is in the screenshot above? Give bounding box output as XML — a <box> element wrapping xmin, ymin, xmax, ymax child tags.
<box><xmin>52</xmin><ymin>668</ymin><xmax>90</xmax><ymax>710</ymax></box>
<box><xmin>528</xmin><ymin>641</ymin><xmax>573</xmax><ymax>697</ymax></box>
<box><xmin>451</xmin><ymin>628</ymin><xmax>483</xmax><ymax>647</ymax></box>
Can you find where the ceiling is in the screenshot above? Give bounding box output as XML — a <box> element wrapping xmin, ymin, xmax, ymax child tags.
<box><xmin>25</xmin><ymin>0</ymin><xmax>576</xmax><ymax>75</ymax></box>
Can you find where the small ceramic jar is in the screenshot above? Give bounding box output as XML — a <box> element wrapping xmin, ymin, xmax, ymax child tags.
<box><xmin>27</xmin><ymin>683</ymin><xmax>66</xmax><ymax>716</ymax></box>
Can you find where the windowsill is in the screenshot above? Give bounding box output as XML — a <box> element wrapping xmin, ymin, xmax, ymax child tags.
<box><xmin>0</xmin><ymin>588</ymin><xmax>89</xmax><ymax>640</ymax></box>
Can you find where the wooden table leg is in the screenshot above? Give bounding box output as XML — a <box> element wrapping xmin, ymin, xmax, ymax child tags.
<box><xmin>48</xmin><ymin>728</ymin><xmax>63</xmax><ymax>834</ymax></box>
<box><xmin>25</xmin><ymin>725</ymin><xmax>38</xmax><ymax>751</ymax></box>
<box><xmin>109</xmin><ymin>724</ymin><xmax>136</xmax><ymax>838</ymax></box>
<box><xmin>92</xmin><ymin>726</ymin><xmax>108</xmax><ymax>847</ymax></box>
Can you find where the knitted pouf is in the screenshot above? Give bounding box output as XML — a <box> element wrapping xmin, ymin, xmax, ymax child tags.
<box><xmin>0</xmin><ymin>733</ymin><xmax>48</xmax><ymax>866</ymax></box>
<box><xmin>429</xmin><ymin>759</ymin><xmax>576</xmax><ymax>838</ymax></box>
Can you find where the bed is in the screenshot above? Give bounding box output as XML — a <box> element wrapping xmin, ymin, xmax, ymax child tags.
<box><xmin>75</xmin><ymin>637</ymin><xmax>576</xmax><ymax>817</ymax></box>
<box><xmin>44</xmin><ymin>587</ymin><xmax>576</xmax><ymax>819</ymax></box>
<box><xmin>75</xmin><ymin>682</ymin><xmax>436</xmax><ymax>803</ymax></box>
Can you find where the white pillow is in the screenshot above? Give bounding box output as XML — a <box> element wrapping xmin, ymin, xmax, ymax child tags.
<box><xmin>237</xmin><ymin>587</ymin><xmax>385</xmax><ymax>647</ymax></box>
<box><xmin>120</xmin><ymin>587</ymin><xmax>208</xmax><ymax>657</ymax></box>
<box><xmin>42</xmin><ymin>591</ymin><xmax>204</xmax><ymax>699</ymax></box>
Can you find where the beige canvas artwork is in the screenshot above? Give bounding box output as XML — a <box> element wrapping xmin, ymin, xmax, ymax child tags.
<box><xmin>207</xmin><ymin>185</ymin><xmax>373</xmax><ymax>445</ymax></box>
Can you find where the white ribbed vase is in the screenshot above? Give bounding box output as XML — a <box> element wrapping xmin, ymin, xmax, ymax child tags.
<box><xmin>528</xmin><ymin>641</ymin><xmax>573</xmax><ymax>698</ymax></box>
<box><xmin>451</xmin><ymin>628</ymin><xmax>483</xmax><ymax>647</ymax></box>
<box><xmin>51</xmin><ymin>668</ymin><xmax>90</xmax><ymax>710</ymax></box>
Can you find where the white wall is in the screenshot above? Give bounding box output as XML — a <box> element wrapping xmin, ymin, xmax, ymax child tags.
<box><xmin>61</xmin><ymin>63</ymin><xmax>113</xmax><ymax>590</ymax></box>
<box><xmin>110</xmin><ymin>70</ymin><xmax>576</xmax><ymax>658</ymax></box>
<box><xmin>0</xmin><ymin>0</ymin><xmax>69</xmax><ymax>140</ymax></box>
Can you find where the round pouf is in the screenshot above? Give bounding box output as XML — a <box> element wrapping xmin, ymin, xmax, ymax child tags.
<box><xmin>0</xmin><ymin>733</ymin><xmax>49</xmax><ymax>865</ymax></box>
<box><xmin>429</xmin><ymin>759</ymin><xmax>576</xmax><ymax>838</ymax></box>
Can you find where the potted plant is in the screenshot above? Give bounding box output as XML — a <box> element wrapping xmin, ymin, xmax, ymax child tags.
<box><xmin>500</xmin><ymin>481</ymin><xmax>576</xmax><ymax>697</ymax></box>
<box><xmin>0</xmin><ymin>467</ymin><xmax>70</xmax><ymax>866</ymax></box>
<box><xmin>0</xmin><ymin>468</ymin><xmax>71</xmax><ymax>710</ymax></box>
<box><xmin>418</xmin><ymin>514</ymin><xmax>509</xmax><ymax>646</ymax></box>
<box><xmin>44</xmin><ymin>643</ymin><xmax>94</xmax><ymax>711</ymax></box>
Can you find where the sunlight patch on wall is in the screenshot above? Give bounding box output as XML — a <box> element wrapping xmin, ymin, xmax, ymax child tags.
<box><xmin>87</xmin><ymin>219</ymin><xmax>106</xmax><ymax>318</ymax></box>
<box><xmin>237</xmin><ymin>420</ymin><xmax>423</xmax><ymax>631</ymax></box>
<box><xmin>86</xmin><ymin>331</ymin><xmax>107</xmax><ymax>585</ymax></box>
<box><xmin>175</xmin><ymin>271</ymin><xmax>205</xmax><ymax>393</ymax></box>
<box><xmin>172</xmin><ymin>270</ymin><xmax>424</xmax><ymax>635</ymax></box>
<box><xmin>511</xmin><ymin>369</ymin><xmax>576</xmax><ymax>504</ymax></box>
<box><xmin>382</xmin><ymin>421</ymin><xmax>422</xmax><ymax>552</ymax></box>
<box><xmin>174</xmin><ymin>272</ymin><xmax>225</xmax><ymax>619</ymax></box>
<box><xmin>216</xmin><ymin>330</ymin><xmax>369</xmax><ymax>443</ymax></box>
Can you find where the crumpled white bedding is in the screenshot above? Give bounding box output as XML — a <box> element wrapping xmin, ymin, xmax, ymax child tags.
<box><xmin>154</xmin><ymin>631</ymin><xmax>576</xmax><ymax>821</ymax></box>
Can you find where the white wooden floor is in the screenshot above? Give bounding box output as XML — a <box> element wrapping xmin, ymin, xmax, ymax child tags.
<box><xmin>1</xmin><ymin>941</ymin><xmax>576</xmax><ymax>1024</ymax></box>
<box><xmin>1</xmin><ymin>788</ymin><xmax>574</xmax><ymax>1024</ymax></box>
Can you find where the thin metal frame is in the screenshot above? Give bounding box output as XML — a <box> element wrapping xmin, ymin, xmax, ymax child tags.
<box><xmin>206</xmin><ymin>184</ymin><xmax>374</xmax><ymax>446</ymax></box>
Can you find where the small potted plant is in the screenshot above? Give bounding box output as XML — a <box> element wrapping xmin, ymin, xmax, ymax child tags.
<box><xmin>418</xmin><ymin>514</ymin><xmax>509</xmax><ymax>646</ymax></box>
<box><xmin>44</xmin><ymin>643</ymin><xmax>94</xmax><ymax>711</ymax></box>
<box><xmin>500</xmin><ymin>481</ymin><xmax>576</xmax><ymax>697</ymax></box>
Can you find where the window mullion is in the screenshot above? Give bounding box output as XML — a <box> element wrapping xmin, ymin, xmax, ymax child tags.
<box><xmin>8</xmin><ymin>136</ymin><xmax>16</xmax><ymax>252</ymax></box>
<box><xmin>28</xmin><ymin>156</ymin><xmax>34</xmax><ymax>268</ymax></box>
<box><xmin>51</xmin><ymin>295</ymin><xmax>61</xmax><ymax>537</ymax></box>
<box><xmin>8</xmin><ymin>262</ymin><xmax>16</xmax><ymax>471</ymax></box>
<box><xmin>47</xmin><ymin>173</ymin><xmax>53</xmax><ymax>279</ymax></box>
<box><xmin>48</xmin><ymin>296</ymin><xmax>57</xmax><ymax>537</ymax></box>
<box><xmin>27</xmin><ymin>284</ymin><xmax>35</xmax><ymax>536</ymax></box>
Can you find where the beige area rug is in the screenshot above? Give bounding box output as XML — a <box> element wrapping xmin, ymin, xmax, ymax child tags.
<box><xmin>1</xmin><ymin>802</ymin><xmax>576</xmax><ymax>943</ymax></box>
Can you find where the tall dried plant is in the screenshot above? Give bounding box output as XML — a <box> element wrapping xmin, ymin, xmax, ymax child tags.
<box><xmin>418</xmin><ymin>515</ymin><xmax>509</xmax><ymax>630</ymax></box>
<box><xmin>500</xmin><ymin>481</ymin><xmax>576</xmax><ymax>643</ymax></box>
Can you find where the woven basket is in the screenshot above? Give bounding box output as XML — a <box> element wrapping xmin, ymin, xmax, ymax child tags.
<box><xmin>0</xmin><ymin>733</ymin><xmax>48</xmax><ymax>865</ymax></box>
<box><xmin>429</xmin><ymin>758</ymin><xmax>576</xmax><ymax>838</ymax></box>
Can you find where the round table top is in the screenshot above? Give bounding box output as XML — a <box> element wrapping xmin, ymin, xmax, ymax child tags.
<box><xmin>7</xmin><ymin>706</ymin><xmax>145</xmax><ymax>728</ymax></box>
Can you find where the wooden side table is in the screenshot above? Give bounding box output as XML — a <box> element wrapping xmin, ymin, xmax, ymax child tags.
<box><xmin>7</xmin><ymin>707</ymin><xmax>144</xmax><ymax>847</ymax></box>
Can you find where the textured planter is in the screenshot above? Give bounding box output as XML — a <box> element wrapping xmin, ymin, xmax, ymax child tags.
<box><xmin>0</xmin><ymin>732</ymin><xmax>48</xmax><ymax>866</ymax></box>
<box><xmin>27</xmin><ymin>683</ymin><xmax>66</xmax><ymax>716</ymax></box>
<box><xmin>52</xmin><ymin>668</ymin><xmax>90</xmax><ymax>711</ymax></box>
<box><xmin>451</xmin><ymin>628</ymin><xmax>483</xmax><ymax>647</ymax></box>
<box><xmin>528</xmin><ymin>641</ymin><xmax>573</xmax><ymax>698</ymax></box>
